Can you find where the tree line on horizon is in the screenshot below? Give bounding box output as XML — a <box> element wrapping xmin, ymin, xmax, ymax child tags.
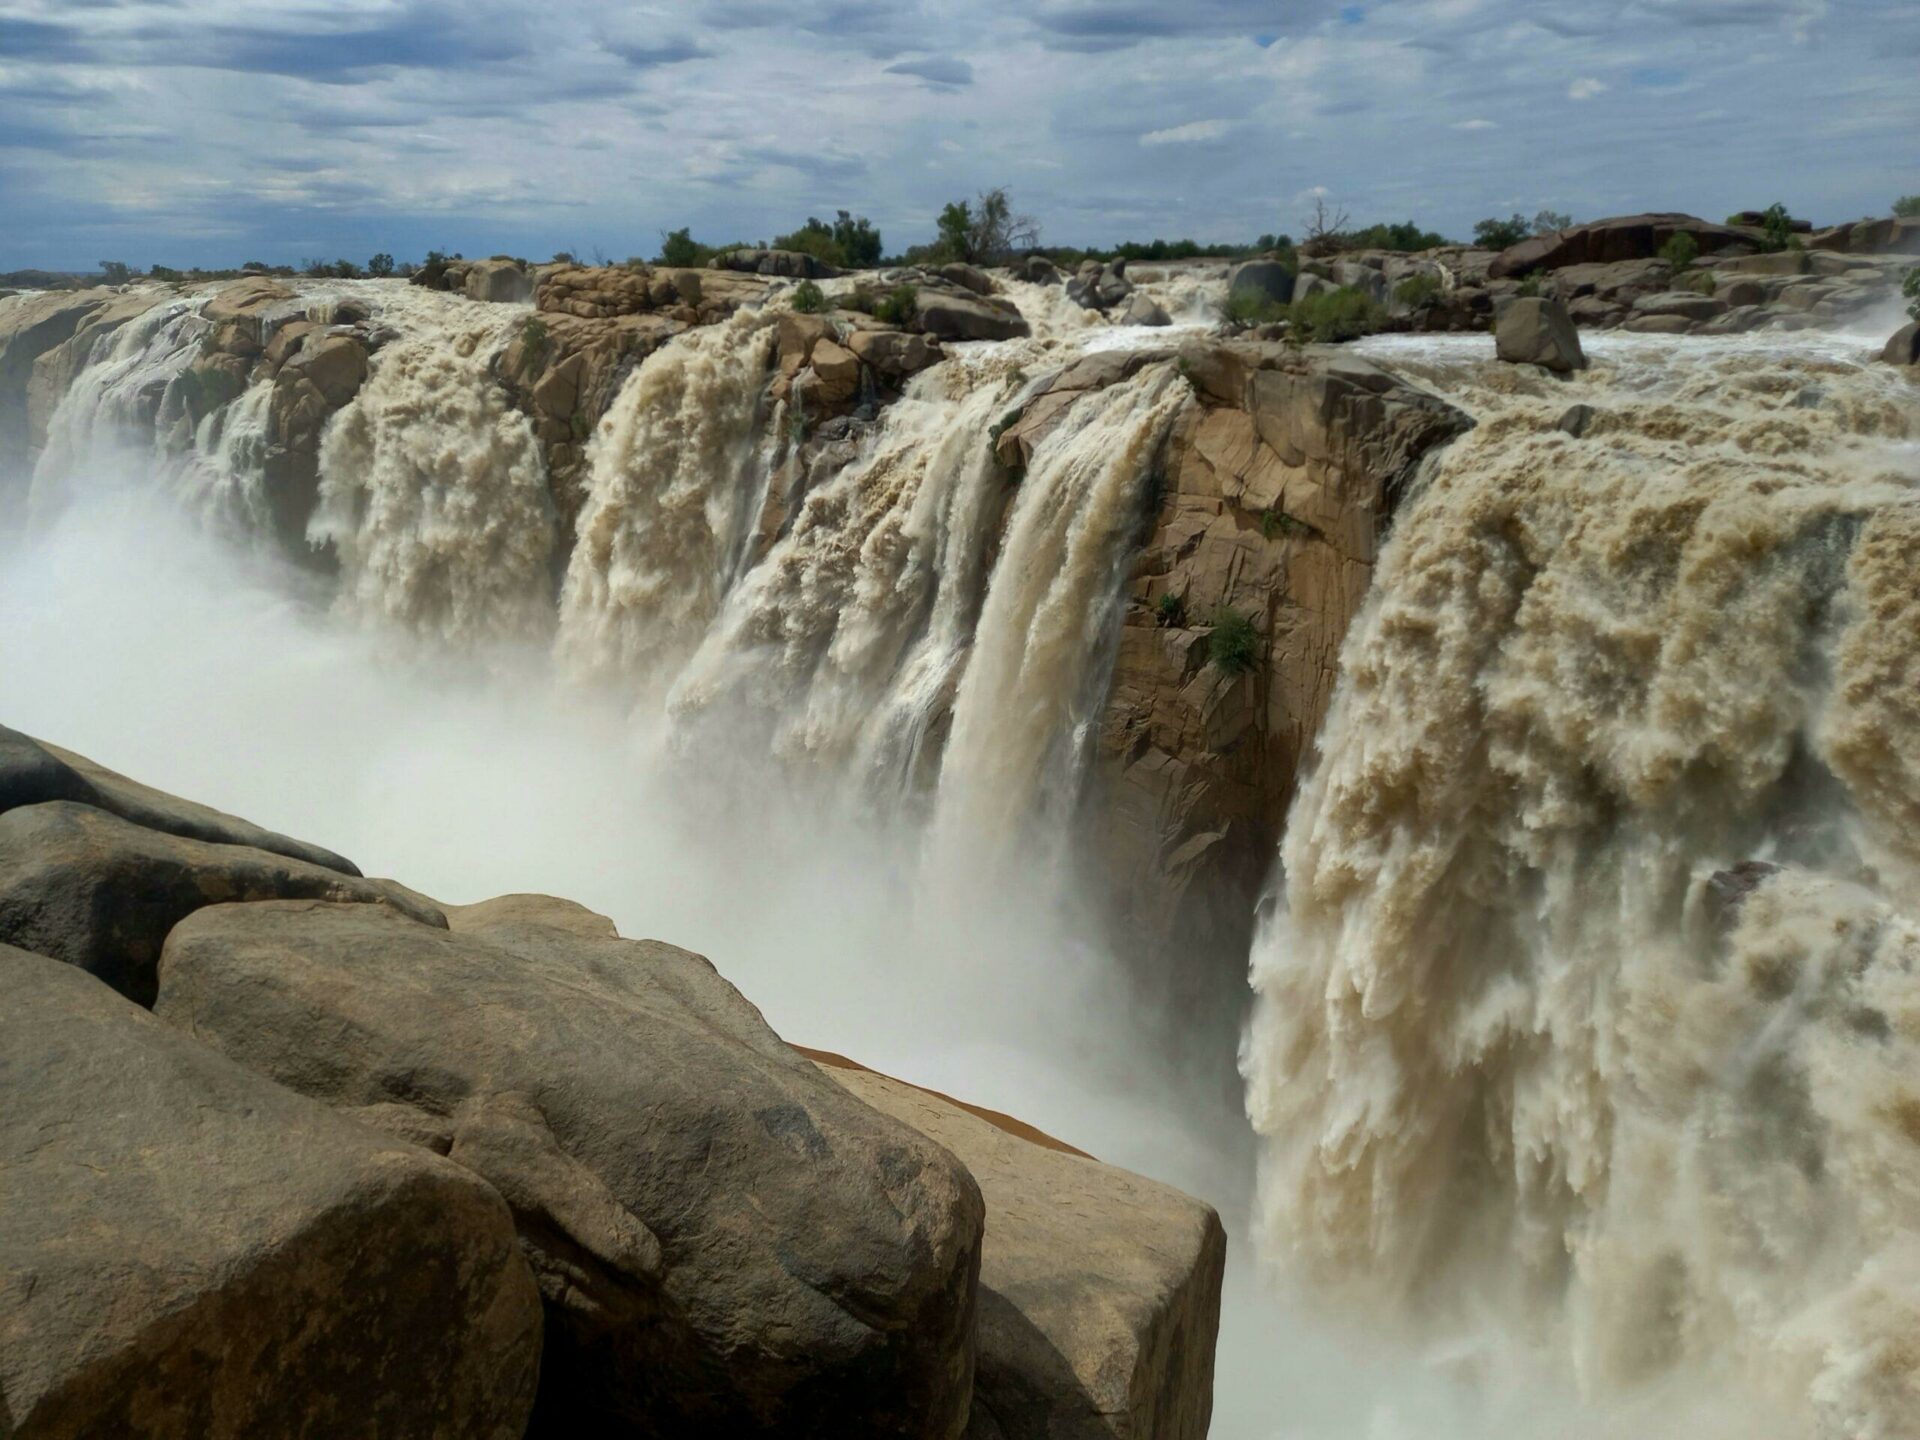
<box><xmin>44</xmin><ymin>192</ymin><xmax>1920</xmax><ymax>293</ymax></box>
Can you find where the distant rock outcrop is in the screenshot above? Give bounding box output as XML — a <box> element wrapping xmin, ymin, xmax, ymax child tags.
<box><xmin>1488</xmin><ymin>212</ymin><xmax>1754</xmax><ymax>279</ymax></box>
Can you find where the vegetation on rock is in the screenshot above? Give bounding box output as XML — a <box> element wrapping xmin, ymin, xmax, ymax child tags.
<box><xmin>1474</xmin><ymin>214</ymin><xmax>1532</xmax><ymax>250</ymax></box>
<box><xmin>790</xmin><ymin>279</ymin><xmax>827</xmax><ymax>314</ymax></box>
<box><xmin>1659</xmin><ymin>231</ymin><xmax>1701</xmax><ymax>269</ymax></box>
<box><xmin>1895</xmin><ymin>195</ymin><xmax>1920</xmax><ymax>219</ymax></box>
<box><xmin>1392</xmin><ymin>273</ymin><xmax>1442</xmax><ymax>308</ymax></box>
<box><xmin>1287</xmin><ymin>285</ymin><xmax>1387</xmax><ymax>344</ymax></box>
<box><xmin>1207</xmin><ymin>606</ymin><xmax>1261</xmax><ymax>675</ymax></box>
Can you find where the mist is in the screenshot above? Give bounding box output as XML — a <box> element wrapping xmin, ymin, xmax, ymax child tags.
<box><xmin>3</xmin><ymin>434</ymin><xmax>1814</xmax><ymax>1440</ymax></box>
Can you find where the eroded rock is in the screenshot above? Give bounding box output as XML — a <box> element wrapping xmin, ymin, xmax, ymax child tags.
<box><xmin>156</xmin><ymin>898</ymin><xmax>985</xmax><ymax>1439</ymax></box>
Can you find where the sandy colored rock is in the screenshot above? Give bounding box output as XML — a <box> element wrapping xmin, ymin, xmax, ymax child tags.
<box><xmin>156</xmin><ymin>898</ymin><xmax>985</xmax><ymax>1438</ymax></box>
<box><xmin>816</xmin><ymin>1059</ymin><xmax>1225</xmax><ymax>1440</ymax></box>
<box><xmin>0</xmin><ymin>945</ymin><xmax>542</xmax><ymax>1440</ymax></box>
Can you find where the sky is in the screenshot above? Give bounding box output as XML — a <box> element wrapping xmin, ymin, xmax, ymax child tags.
<box><xmin>0</xmin><ymin>0</ymin><xmax>1915</xmax><ymax>271</ymax></box>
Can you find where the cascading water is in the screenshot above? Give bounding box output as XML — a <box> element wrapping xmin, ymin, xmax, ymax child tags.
<box><xmin>312</xmin><ymin>303</ymin><xmax>556</xmax><ymax>648</ymax></box>
<box><xmin>930</xmin><ymin>361</ymin><xmax>1189</xmax><ymax>865</ymax></box>
<box><xmin>1242</xmin><ymin>330</ymin><xmax>1920</xmax><ymax>1437</ymax></box>
<box><xmin>555</xmin><ymin>311</ymin><xmax>778</xmax><ymax>689</ymax></box>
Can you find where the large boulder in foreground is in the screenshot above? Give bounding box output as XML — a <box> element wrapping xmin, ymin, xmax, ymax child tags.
<box><xmin>0</xmin><ymin>800</ymin><xmax>442</xmax><ymax>1005</ymax></box>
<box><xmin>0</xmin><ymin>945</ymin><xmax>542</xmax><ymax>1440</ymax></box>
<box><xmin>1489</xmin><ymin>213</ymin><xmax>1752</xmax><ymax>279</ymax></box>
<box><xmin>156</xmin><ymin>897</ymin><xmax>985</xmax><ymax>1439</ymax></box>
<box><xmin>1495</xmin><ymin>297</ymin><xmax>1588</xmax><ymax>373</ymax></box>
<box><xmin>812</xmin><ymin>1055</ymin><xmax>1226</xmax><ymax>1440</ymax></box>
<box><xmin>0</xmin><ymin>724</ymin><xmax>358</xmax><ymax>874</ymax></box>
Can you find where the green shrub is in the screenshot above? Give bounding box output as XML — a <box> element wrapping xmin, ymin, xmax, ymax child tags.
<box><xmin>1896</xmin><ymin>196</ymin><xmax>1920</xmax><ymax>219</ymax></box>
<box><xmin>874</xmin><ymin>283</ymin><xmax>918</xmax><ymax>325</ymax></box>
<box><xmin>790</xmin><ymin>279</ymin><xmax>827</xmax><ymax>314</ymax></box>
<box><xmin>1207</xmin><ymin>607</ymin><xmax>1261</xmax><ymax>675</ymax></box>
<box><xmin>1678</xmin><ymin>269</ymin><xmax>1717</xmax><ymax>296</ymax></box>
<box><xmin>1262</xmin><ymin>509</ymin><xmax>1313</xmax><ymax>540</ymax></box>
<box><xmin>1224</xmin><ymin>289</ymin><xmax>1288</xmax><ymax>326</ymax></box>
<box><xmin>771</xmin><ymin>220</ymin><xmax>848</xmax><ymax>269</ymax></box>
<box><xmin>658</xmin><ymin>227</ymin><xmax>715</xmax><ymax>268</ymax></box>
<box><xmin>517</xmin><ymin>317</ymin><xmax>550</xmax><ymax>377</ymax></box>
<box><xmin>1392</xmin><ymin>273</ymin><xmax>1442</xmax><ymax>308</ymax></box>
<box><xmin>1155</xmin><ymin>592</ymin><xmax>1186</xmax><ymax>627</ymax></box>
<box><xmin>1473</xmin><ymin>214</ymin><xmax>1531</xmax><ymax>250</ymax></box>
<box><xmin>1287</xmin><ymin>285</ymin><xmax>1387</xmax><ymax>344</ymax></box>
<box><xmin>1516</xmin><ymin>276</ymin><xmax>1541</xmax><ymax>298</ymax></box>
<box><xmin>1659</xmin><ymin>231</ymin><xmax>1700</xmax><ymax>269</ymax></box>
<box><xmin>1906</xmin><ymin>268</ymin><xmax>1920</xmax><ymax>322</ymax></box>
<box><xmin>1759</xmin><ymin>202</ymin><xmax>1798</xmax><ymax>253</ymax></box>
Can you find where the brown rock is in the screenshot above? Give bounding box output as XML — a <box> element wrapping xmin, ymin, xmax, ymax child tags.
<box><xmin>0</xmin><ymin>799</ymin><xmax>443</xmax><ymax>1005</ymax></box>
<box><xmin>816</xmin><ymin>1058</ymin><xmax>1225</xmax><ymax>1440</ymax></box>
<box><xmin>0</xmin><ymin>945</ymin><xmax>542</xmax><ymax>1440</ymax></box>
<box><xmin>1489</xmin><ymin>213</ymin><xmax>1753</xmax><ymax>279</ymax></box>
<box><xmin>156</xmin><ymin>898</ymin><xmax>986</xmax><ymax>1439</ymax></box>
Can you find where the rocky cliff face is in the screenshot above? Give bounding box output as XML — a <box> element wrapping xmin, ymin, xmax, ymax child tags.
<box><xmin>1089</xmin><ymin>343</ymin><xmax>1471</xmax><ymax>984</ymax></box>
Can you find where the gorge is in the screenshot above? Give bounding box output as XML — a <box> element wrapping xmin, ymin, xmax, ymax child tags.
<box><xmin>2</xmin><ymin>218</ymin><xmax>1918</xmax><ymax>1438</ymax></box>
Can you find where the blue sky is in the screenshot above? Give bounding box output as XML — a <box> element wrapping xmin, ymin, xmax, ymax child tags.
<box><xmin>1</xmin><ymin>0</ymin><xmax>1915</xmax><ymax>270</ymax></box>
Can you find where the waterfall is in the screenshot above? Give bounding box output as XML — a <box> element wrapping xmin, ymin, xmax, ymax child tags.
<box><xmin>312</xmin><ymin>308</ymin><xmax>555</xmax><ymax>648</ymax></box>
<box><xmin>1241</xmin><ymin>332</ymin><xmax>1920</xmax><ymax>1436</ymax></box>
<box><xmin>929</xmin><ymin>361</ymin><xmax>1189</xmax><ymax>865</ymax></box>
<box><xmin>555</xmin><ymin>311</ymin><xmax>778</xmax><ymax>691</ymax></box>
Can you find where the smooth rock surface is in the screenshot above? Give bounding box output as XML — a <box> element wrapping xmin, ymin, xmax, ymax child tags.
<box><xmin>0</xmin><ymin>945</ymin><xmax>542</xmax><ymax>1440</ymax></box>
<box><xmin>816</xmin><ymin>1058</ymin><xmax>1226</xmax><ymax>1440</ymax></box>
<box><xmin>157</xmin><ymin>898</ymin><xmax>986</xmax><ymax>1439</ymax></box>
<box><xmin>1495</xmin><ymin>297</ymin><xmax>1588</xmax><ymax>373</ymax></box>
<box><xmin>0</xmin><ymin>800</ymin><xmax>440</xmax><ymax>1005</ymax></box>
<box><xmin>0</xmin><ymin>725</ymin><xmax>358</xmax><ymax>873</ymax></box>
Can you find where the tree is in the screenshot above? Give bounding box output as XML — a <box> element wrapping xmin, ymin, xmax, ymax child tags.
<box><xmin>934</xmin><ymin>188</ymin><xmax>1039</xmax><ymax>264</ymax></box>
<box><xmin>1896</xmin><ymin>195</ymin><xmax>1920</xmax><ymax>219</ymax></box>
<box><xmin>657</xmin><ymin>227</ymin><xmax>709</xmax><ymax>267</ymax></box>
<box><xmin>1532</xmin><ymin>209</ymin><xmax>1573</xmax><ymax>235</ymax></box>
<box><xmin>1473</xmin><ymin>214</ymin><xmax>1531</xmax><ymax>250</ymax></box>
<box><xmin>241</xmin><ymin>260</ymin><xmax>269</xmax><ymax>272</ymax></box>
<box><xmin>936</xmin><ymin>201</ymin><xmax>974</xmax><ymax>261</ymax></box>
<box><xmin>1759</xmin><ymin>202</ymin><xmax>1799</xmax><ymax>253</ymax></box>
<box><xmin>367</xmin><ymin>253</ymin><xmax>395</xmax><ymax>276</ymax></box>
<box><xmin>830</xmin><ymin>210</ymin><xmax>882</xmax><ymax>267</ymax></box>
<box><xmin>98</xmin><ymin>260</ymin><xmax>131</xmax><ymax>284</ymax></box>
<box><xmin>771</xmin><ymin>217</ymin><xmax>847</xmax><ymax>267</ymax></box>
<box><xmin>1304</xmin><ymin>195</ymin><xmax>1352</xmax><ymax>251</ymax></box>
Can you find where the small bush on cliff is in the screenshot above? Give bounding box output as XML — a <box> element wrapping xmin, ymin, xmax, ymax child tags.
<box><xmin>1896</xmin><ymin>196</ymin><xmax>1920</xmax><ymax>219</ymax></box>
<box><xmin>1759</xmin><ymin>203</ymin><xmax>1801</xmax><ymax>253</ymax></box>
<box><xmin>1207</xmin><ymin>607</ymin><xmax>1261</xmax><ymax>675</ymax></box>
<box><xmin>1678</xmin><ymin>269</ymin><xmax>1717</xmax><ymax>296</ymax></box>
<box><xmin>517</xmin><ymin>317</ymin><xmax>550</xmax><ymax>377</ymax></box>
<box><xmin>1659</xmin><ymin>231</ymin><xmax>1700</xmax><ymax>269</ymax></box>
<box><xmin>1392</xmin><ymin>273</ymin><xmax>1442</xmax><ymax>308</ymax></box>
<box><xmin>1155</xmin><ymin>592</ymin><xmax>1186</xmax><ymax>627</ymax></box>
<box><xmin>790</xmin><ymin>280</ymin><xmax>827</xmax><ymax>314</ymax></box>
<box><xmin>1286</xmin><ymin>286</ymin><xmax>1386</xmax><ymax>344</ymax></box>
<box><xmin>1473</xmin><ymin>214</ymin><xmax>1531</xmax><ymax>250</ymax></box>
<box><xmin>874</xmin><ymin>284</ymin><xmax>919</xmax><ymax>325</ymax></box>
<box><xmin>1516</xmin><ymin>276</ymin><xmax>1542</xmax><ymax>298</ymax></box>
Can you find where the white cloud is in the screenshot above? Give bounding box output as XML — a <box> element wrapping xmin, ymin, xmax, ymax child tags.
<box><xmin>1568</xmin><ymin>77</ymin><xmax>1609</xmax><ymax>99</ymax></box>
<box><xmin>1452</xmin><ymin>118</ymin><xmax>1497</xmax><ymax>130</ymax></box>
<box><xmin>1138</xmin><ymin>119</ymin><xmax>1232</xmax><ymax>146</ymax></box>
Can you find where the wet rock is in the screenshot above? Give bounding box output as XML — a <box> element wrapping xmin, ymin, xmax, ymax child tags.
<box><xmin>156</xmin><ymin>898</ymin><xmax>985</xmax><ymax>1439</ymax></box>
<box><xmin>1227</xmin><ymin>260</ymin><xmax>1295</xmax><ymax>306</ymax></box>
<box><xmin>1884</xmin><ymin>321</ymin><xmax>1920</xmax><ymax>368</ymax></box>
<box><xmin>915</xmin><ymin>288</ymin><xmax>1031</xmax><ymax>342</ymax></box>
<box><xmin>465</xmin><ymin>259</ymin><xmax>533</xmax><ymax>304</ymax></box>
<box><xmin>936</xmin><ymin>263</ymin><xmax>996</xmax><ymax>296</ymax></box>
<box><xmin>1496</xmin><ymin>297</ymin><xmax>1587</xmax><ymax>373</ymax></box>
<box><xmin>1557</xmin><ymin>404</ymin><xmax>1597</xmax><ymax>437</ymax></box>
<box><xmin>816</xmin><ymin>1056</ymin><xmax>1226</xmax><ymax>1440</ymax></box>
<box><xmin>0</xmin><ymin>800</ymin><xmax>443</xmax><ymax>1005</ymax></box>
<box><xmin>0</xmin><ymin>945</ymin><xmax>542</xmax><ymax>1440</ymax></box>
<box><xmin>1121</xmin><ymin>292</ymin><xmax>1173</xmax><ymax>327</ymax></box>
<box><xmin>1015</xmin><ymin>255</ymin><xmax>1062</xmax><ymax>285</ymax></box>
<box><xmin>1703</xmin><ymin>860</ymin><xmax>1783</xmax><ymax>934</ymax></box>
<box><xmin>713</xmin><ymin>247</ymin><xmax>839</xmax><ymax>279</ymax></box>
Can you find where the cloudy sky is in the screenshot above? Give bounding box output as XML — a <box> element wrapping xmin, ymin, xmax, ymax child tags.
<box><xmin>1</xmin><ymin>0</ymin><xmax>1915</xmax><ymax>270</ymax></box>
